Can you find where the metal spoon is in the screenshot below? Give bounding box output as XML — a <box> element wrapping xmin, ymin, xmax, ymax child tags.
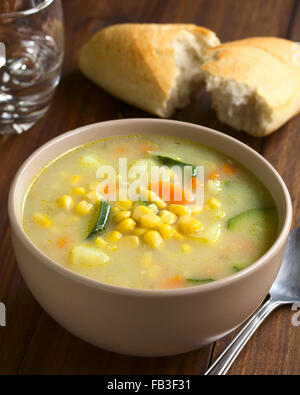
<box><xmin>205</xmin><ymin>227</ymin><xmax>300</xmax><ymax>375</ymax></box>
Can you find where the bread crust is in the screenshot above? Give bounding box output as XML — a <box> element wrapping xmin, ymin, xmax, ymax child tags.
<box><xmin>202</xmin><ymin>37</ymin><xmax>300</xmax><ymax>136</ymax></box>
<box><xmin>79</xmin><ymin>23</ymin><xmax>220</xmax><ymax>117</ymax></box>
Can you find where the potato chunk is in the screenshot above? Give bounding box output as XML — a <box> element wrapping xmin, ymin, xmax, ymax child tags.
<box><xmin>70</xmin><ymin>245</ymin><xmax>109</xmax><ymax>267</ymax></box>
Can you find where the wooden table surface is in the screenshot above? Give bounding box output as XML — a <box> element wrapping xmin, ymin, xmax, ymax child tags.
<box><xmin>0</xmin><ymin>0</ymin><xmax>299</xmax><ymax>375</ymax></box>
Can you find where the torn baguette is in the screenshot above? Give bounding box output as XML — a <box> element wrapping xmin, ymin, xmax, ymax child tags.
<box><xmin>79</xmin><ymin>23</ymin><xmax>220</xmax><ymax>117</ymax></box>
<box><xmin>201</xmin><ymin>37</ymin><xmax>300</xmax><ymax>136</ymax></box>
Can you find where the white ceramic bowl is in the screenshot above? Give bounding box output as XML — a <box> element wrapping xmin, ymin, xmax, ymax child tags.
<box><xmin>8</xmin><ymin>119</ymin><xmax>292</xmax><ymax>357</ymax></box>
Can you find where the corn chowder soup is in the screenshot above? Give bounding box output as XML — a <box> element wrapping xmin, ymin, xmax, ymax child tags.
<box><xmin>22</xmin><ymin>135</ymin><xmax>278</xmax><ymax>290</ymax></box>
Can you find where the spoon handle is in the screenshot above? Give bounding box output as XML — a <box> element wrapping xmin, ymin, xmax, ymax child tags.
<box><xmin>204</xmin><ymin>298</ymin><xmax>281</xmax><ymax>375</ymax></box>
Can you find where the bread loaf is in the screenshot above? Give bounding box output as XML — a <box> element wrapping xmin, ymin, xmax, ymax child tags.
<box><xmin>79</xmin><ymin>23</ymin><xmax>220</xmax><ymax>117</ymax></box>
<box><xmin>202</xmin><ymin>37</ymin><xmax>300</xmax><ymax>136</ymax></box>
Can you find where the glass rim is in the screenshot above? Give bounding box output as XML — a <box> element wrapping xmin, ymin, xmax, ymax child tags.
<box><xmin>0</xmin><ymin>0</ymin><xmax>55</xmax><ymax>19</ymax></box>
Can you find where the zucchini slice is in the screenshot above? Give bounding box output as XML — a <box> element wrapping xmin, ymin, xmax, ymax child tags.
<box><xmin>228</xmin><ymin>207</ymin><xmax>278</xmax><ymax>245</ymax></box>
<box><xmin>233</xmin><ymin>263</ymin><xmax>250</xmax><ymax>272</ymax></box>
<box><xmin>149</xmin><ymin>151</ymin><xmax>197</xmax><ymax>177</ymax></box>
<box><xmin>87</xmin><ymin>200</ymin><xmax>111</xmax><ymax>239</ymax></box>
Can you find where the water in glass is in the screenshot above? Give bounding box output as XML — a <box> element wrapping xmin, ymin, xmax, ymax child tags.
<box><xmin>0</xmin><ymin>0</ymin><xmax>64</xmax><ymax>134</ymax></box>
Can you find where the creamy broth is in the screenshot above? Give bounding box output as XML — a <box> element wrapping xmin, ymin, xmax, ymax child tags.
<box><xmin>22</xmin><ymin>135</ymin><xmax>278</xmax><ymax>289</ymax></box>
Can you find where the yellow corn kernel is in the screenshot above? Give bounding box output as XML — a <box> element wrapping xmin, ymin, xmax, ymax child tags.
<box><xmin>206</xmin><ymin>198</ymin><xmax>221</xmax><ymax>210</ymax></box>
<box><xmin>148</xmin><ymin>203</ymin><xmax>159</xmax><ymax>214</ymax></box>
<box><xmin>70</xmin><ymin>175</ymin><xmax>81</xmax><ymax>185</ymax></box>
<box><xmin>116</xmin><ymin>218</ymin><xmax>136</xmax><ymax>233</ymax></box>
<box><xmin>95</xmin><ymin>237</ymin><xmax>108</xmax><ymax>248</ymax></box>
<box><xmin>33</xmin><ymin>213</ymin><xmax>52</xmax><ymax>228</ymax></box>
<box><xmin>107</xmin><ymin>231</ymin><xmax>122</xmax><ymax>242</ymax></box>
<box><xmin>56</xmin><ymin>195</ymin><xmax>73</xmax><ymax>210</ymax></box>
<box><xmin>139</xmin><ymin>188</ymin><xmax>155</xmax><ymax>202</ymax></box>
<box><xmin>140</xmin><ymin>252</ymin><xmax>152</xmax><ymax>268</ymax></box>
<box><xmin>148</xmin><ymin>265</ymin><xmax>161</xmax><ymax>279</ymax></box>
<box><xmin>112</xmin><ymin>210</ymin><xmax>131</xmax><ymax>223</ymax></box>
<box><xmin>72</xmin><ymin>187</ymin><xmax>87</xmax><ymax>196</ymax></box>
<box><xmin>177</xmin><ymin>216</ymin><xmax>204</xmax><ymax>235</ymax></box>
<box><xmin>116</xmin><ymin>199</ymin><xmax>133</xmax><ymax>210</ymax></box>
<box><xmin>157</xmin><ymin>224</ymin><xmax>175</xmax><ymax>240</ymax></box>
<box><xmin>74</xmin><ymin>200</ymin><xmax>93</xmax><ymax>215</ymax></box>
<box><xmin>122</xmin><ymin>235</ymin><xmax>140</xmax><ymax>248</ymax></box>
<box><xmin>159</xmin><ymin>210</ymin><xmax>177</xmax><ymax>225</ymax></box>
<box><xmin>86</xmin><ymin>190</ymin><xmax>103</xmax><ymax>204</ymax></box>
<box><xmin>173</xmin><ymin>231</ymin><xmax>185</xmax><ymax>241</ymax></box>
<box><xmin>132</xmin><ymin>227</ymin><xmax>148</xmax><ymax>237</ymax></box>
<box><xmin>143</xmin><ymin>230</ymin><xmax>163</xmax><ymax>248</ymax></box>
<box><xmin>141</xmin><ymin>189</ymin><xmax>167</xmax><ymax>210</ymax></box>
<box><xmin>155</xmin><ymin>198</ymin><xmax>167</xmax><ymax>210</ymax></box>
<box><xmin>131</xmin><ymin>205</ymin><xmax>151</xmax><ymax>221</ymax></box>
<box><xmin>190</xmin><ymin>206</ymin><xmax>203</xmax><ymax>215</ymax></box>
<box><xmin>140</xmin><ymin>213</ymin><xmax>162</xmax><ymax>229</ymax></box>
<box><xmin>112</xmin><ymin>206</ymin><xmax>121</xmax><ymax>213</ymax></box>
<box><xmin>168</xmin><ymin>204</ymin><xmax>191</xmax><ymax>217</ymax></box>
<box><xmin>181</xmin><ymin>244</ymin><xmax>192</xmax><ymax>253</ymax></box>
<box><xmin>107</xmin><ymin>244</ymin><xmax>118</xmax><ymax>252</ymax></box>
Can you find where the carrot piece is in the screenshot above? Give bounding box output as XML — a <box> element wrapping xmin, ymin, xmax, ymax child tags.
<box><xmin>104</xmin><ymin>181</ymin><xmax>119</xmax><ymax>194</ymax></box>
<box><xmin>225</xmin><ymin>239</ymin><xmax>254</xmax><ymax>253</ymax></box>
<box><xmin>221</xmin><ymin>164</ymin><xmax>236</xmax><ymax>176</ymax></box>
<box><xmin>158</xmin><ymin>276</ymin><xmax>184</xmax><ymax>289</ymax></box>
<box><xmin>238</xmin><ymin>240</ymin><xmax>254</xmax><ymax>250</ymax></box>
<box><xmin>149</xmin><ymin>181</ymin><xmax>192</xmax><ymax>204</ymax></box>
<box><xmin>209</xmin><ymin>172</ymin><xmax>220</xmax><ymax>180</ymax></box>
<box><xmin>104</xmin><ymin>182</ymin><xmax>119</xmax><ymax>198</ymax></box>
<box><xmin>138</xmin><ymin>143</ymin><xmax>157</xmax><ymax>154</ymax></box>
<box><xmin>56</xmin><ymin>237</ymin><xmax>69</xmax><ymax>249</ymax></box>
<box><xmin>115</xmin><ymin>147</ymin><xmax>127</xmax><ymax>155</ymax></box>
<box><xmin>191</xmin><ymin>177</ymin><xmax>203</xmax><ymax>190</ymax></box>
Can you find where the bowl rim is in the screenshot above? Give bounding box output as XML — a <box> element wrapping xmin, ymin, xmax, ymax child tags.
<box><xmin>8</xmin><ymin>118</ymin><xmax>293</xmax><ymax>297</ymax></box>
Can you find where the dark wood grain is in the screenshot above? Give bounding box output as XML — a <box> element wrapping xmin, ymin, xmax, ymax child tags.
<box><xmin>18</xmin><ymin>312</ymin><xmax>212</xmax><ymax>375</ymax></box>
<box><xmin>0</xmin><ymin>0</ymin><xmax>299</xmax><ymax>375</ymax></box>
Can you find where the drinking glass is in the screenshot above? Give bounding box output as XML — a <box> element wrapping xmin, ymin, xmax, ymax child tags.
<box><xmin>0</xmin><ymin>0</ymin><xmax>64</xmax><ymax>134</ymax></box>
